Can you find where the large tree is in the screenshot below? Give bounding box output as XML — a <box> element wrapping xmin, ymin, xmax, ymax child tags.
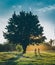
<box><xmin>4</xmin><ymin>11</ymin><xmax>46</xmax><ymax>53</ymax></box>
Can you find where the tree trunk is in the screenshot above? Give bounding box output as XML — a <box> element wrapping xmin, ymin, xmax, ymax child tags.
<box><xmin>23</xmin><ymin>46</ymin><xmax>27</xmax><ymax>54</ymax></box>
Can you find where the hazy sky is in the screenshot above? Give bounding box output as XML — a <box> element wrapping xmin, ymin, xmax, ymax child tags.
<box><xmin>0</xmin><ymin>0</ymin><xmax>55</xmax><ymax>43</ymax></box>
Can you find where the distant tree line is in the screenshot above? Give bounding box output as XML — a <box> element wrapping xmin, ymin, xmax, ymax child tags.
<box><xmin>0</xmin><ymin>43</ymin><xmax>23</xmax><ymax>52</ymax></box>
<box><xmin>0</xmin><ymin>43</ymin><xmax>16</xmax><ymax>52</ymax></box>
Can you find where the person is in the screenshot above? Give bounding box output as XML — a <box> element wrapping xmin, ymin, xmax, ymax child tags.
<box><xmin>35</xmin><ymin>48</ymin><xmax>37</xmax><ymax>56</ymax></box>
<box><xmin>38</xmin><ymin>48</ymin><xmax>40</xmax><ymax>56</ymax></box>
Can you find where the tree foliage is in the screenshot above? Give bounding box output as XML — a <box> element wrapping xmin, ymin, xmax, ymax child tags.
<box><xmin>3</xmin><ymin>11</ymin><xmax>46</xmax><ymax>53</ymax></box>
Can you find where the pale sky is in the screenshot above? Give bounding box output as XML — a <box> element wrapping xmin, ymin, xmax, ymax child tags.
<box><xmin>0</xmin><ymin>0</ymin><xmax>55</xmax><ymax>44</ymax></box>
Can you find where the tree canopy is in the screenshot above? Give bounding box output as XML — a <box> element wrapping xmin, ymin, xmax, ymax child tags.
<box><xmin>3</xmin><ymin>11</ymin><xmax>46</xmax><ymax>53</ymax></box>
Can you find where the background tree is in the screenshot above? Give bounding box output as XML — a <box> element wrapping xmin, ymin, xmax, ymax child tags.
<box><xmin>49</xmin><ymin>39</ymin><xmax>53</xmax><ymax>46</ymax></box>
<box><xmin>3</xmin><ymin>11</ymin><xmax>46</xmax><ymax>53</ymax></box>
<box><xmin>1</xmin><ymin>43</ymin><xmax>16</xmax><ymax>52</ymax></box>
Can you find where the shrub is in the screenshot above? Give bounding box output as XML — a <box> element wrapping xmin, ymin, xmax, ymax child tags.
<box><xmin>16</xmin><ymin>44</ymin><xmax>23</xmax><ymax>52</ymax></box>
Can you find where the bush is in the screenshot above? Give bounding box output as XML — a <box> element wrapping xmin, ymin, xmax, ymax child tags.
<box><xmin>16</xmin><ymin>44</ymin><xmax>23</xmax><ymax>52</ymax></box>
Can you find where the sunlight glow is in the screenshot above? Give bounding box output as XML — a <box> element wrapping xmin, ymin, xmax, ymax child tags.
<box><xmin>39</xmin><ymin>18</ymin><xmax>54</xmax><ymax>41</ymax></box>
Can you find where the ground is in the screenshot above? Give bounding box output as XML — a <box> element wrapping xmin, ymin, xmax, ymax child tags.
<box><xmin>0</xmin><ymin>51</ymin><xmax>55</xmax><ymax>65</ymax></box>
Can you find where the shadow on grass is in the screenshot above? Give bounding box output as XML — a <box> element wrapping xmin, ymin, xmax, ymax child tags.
<box><xmin>5</xmin><ymin>57</ymin><xmax>17</xmax><ymax>65</ymax></box>
<box><xmin>0</xmin><ymin>53</ymin><xmax>23</xmax><ymax>65</ymax></box>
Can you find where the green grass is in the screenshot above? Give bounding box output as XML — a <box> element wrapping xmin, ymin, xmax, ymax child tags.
<box><xmin>0</xmin><ymin>51</ymin><xmax>55</xmax><ymax>65</ymax></box>
<box><xmin>0</xmin><ymin>51</ymin><xmax>19</xmax><ymax>62</ymax></box>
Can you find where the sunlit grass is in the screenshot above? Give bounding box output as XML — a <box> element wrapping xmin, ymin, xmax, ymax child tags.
<box><xmin>16</xmin><ymin>51</ymin><xmax>55</xmax><ymax>65</ymax></box>
<box><xmin>0</xmin><ymin>51</ymin><xmax>18</xmax><ymax>62</ymax></box>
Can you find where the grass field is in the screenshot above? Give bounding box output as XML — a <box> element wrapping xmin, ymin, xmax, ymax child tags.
<box><xmin>0</xmin><ymin>51</ymin><xmax>55</xmax><ymax>65</ymax></box>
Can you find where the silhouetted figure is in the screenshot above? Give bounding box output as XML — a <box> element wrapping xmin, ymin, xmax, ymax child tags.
<box><xmin>38</xmin><ymin>48</ymin><xmax>40</xmax><ymax>56</ymax></box>
<box><xmin>35</xmin><ymin>48</ymin><xmax>37</xmax><ymax>56</ymax></box>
